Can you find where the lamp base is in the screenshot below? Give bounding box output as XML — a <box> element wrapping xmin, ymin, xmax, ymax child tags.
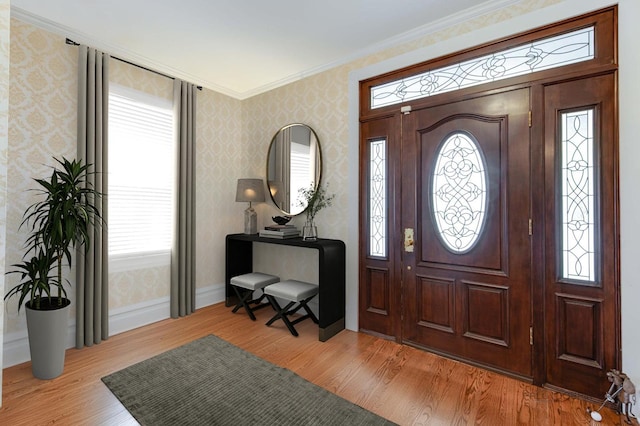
<box><xmin>244</xmin><ymin>207</ymin><xmax>257</xmax><ymax>234</ymax></box>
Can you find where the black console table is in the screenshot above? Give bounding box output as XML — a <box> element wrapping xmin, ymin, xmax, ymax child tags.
<box><xmin>225</xmin><ymin>233</ymin><xmax>345</xmax><ymax>341</ymax></box>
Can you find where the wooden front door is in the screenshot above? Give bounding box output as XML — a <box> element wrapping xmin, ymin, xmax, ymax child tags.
<box><xmin>401</xmin><ymin>88</ymin><xmax>532</xmax><ymax>377</ymax></box>
<box><xmin>358</xmin><ymin>8</ymin><xmax>619</xmax><ymax>398</ymax></box>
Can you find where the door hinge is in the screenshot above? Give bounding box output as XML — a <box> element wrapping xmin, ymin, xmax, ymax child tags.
<box><xmin>530</xmin><ymin>327</ymin><xmax>533</xmax><ymax>345</ymax></box>
<box><xmin>528</xmin><ymin>218</ymin><xmax>532</xmax><ymax>236</ymax></box>
<box><xmin>528</xmin><ymin>110</ymin><xmax>532</xmax><ymax>127</ymax></box>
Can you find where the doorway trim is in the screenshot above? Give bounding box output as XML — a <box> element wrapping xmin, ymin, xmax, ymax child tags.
<box><xmin>346</xmin><ymin>0</ymin><xmax>624</xmax><ymax>333</ymax></box>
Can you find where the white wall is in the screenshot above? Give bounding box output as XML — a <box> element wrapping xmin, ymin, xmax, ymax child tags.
<box><xmin>0</xmin><ymin>0</ymin><xmax>9</xmax><ymax>408</ymax></box>
<box><xmin>617</xmin><ymin>0</ymin><xmax>640</xmax><ymax>393</ymax></box>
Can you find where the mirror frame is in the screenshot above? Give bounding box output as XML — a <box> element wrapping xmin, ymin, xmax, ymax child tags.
<box><xmin>266</xmin><ymin>123</ymin><xmax>322</xmax><ymax>216</ymax></box>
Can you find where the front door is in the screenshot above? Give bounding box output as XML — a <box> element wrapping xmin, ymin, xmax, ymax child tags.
<box><xmin>401</xmin><ymin>88</ymin><xmax>532</xmax><ymax>377</ymax></box>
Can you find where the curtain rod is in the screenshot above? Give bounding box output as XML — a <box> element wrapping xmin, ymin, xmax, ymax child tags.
<box><xmin>66</xmin><ymin>38</ymin><xmax>202</xmax><ymax>90</ymax></box>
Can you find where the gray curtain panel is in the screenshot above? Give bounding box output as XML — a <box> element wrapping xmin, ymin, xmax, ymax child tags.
<box><xmin>76</xmin><ymin>45</ymin><xmax>109</xmax><ymax>348</ymax></box>
<box><xmin>171</xmin><ymin>80</ymin><xmax>197</xmax><ymax>318</ymax></box>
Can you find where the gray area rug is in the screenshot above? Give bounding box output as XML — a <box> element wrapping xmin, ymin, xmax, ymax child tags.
<box><xmin>102</xmin><ymin>334</ymin><xmax>396</xmax><ymax>425</ymax></box>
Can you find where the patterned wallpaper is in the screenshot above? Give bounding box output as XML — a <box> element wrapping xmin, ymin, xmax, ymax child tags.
<box><xmin>195</xmin><ymin>88</ymin><xmax>244</xmax><ymax>290</ymax></box>
<box><xmin>246</xmin><ymin>68</ymin><xmax>349</xmax><ymax>283</ymax></box>
<box><xmin>3</xmin><ymin>0</ymin><xmax>560</xmax><ymax>338</ymax></box>
<box><xmin>247</xmin><ymin>0</ymin><xmax>561</xmax><ymax>287</ymax></box>
<box><xmin>5</xmin><ymin>19</ymin><xmax>76</xmax><ymax>334</ymax></box>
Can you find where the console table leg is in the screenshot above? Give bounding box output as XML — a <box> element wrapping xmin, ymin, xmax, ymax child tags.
<box><xmin>319</xmin><ymin>318</ymin><xmax>346</xmax><ymax>342</ymax></box>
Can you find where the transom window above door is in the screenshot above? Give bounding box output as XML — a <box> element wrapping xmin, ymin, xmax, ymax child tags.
<box><xmin>370</xmin><ymin>26</ymin><xmax>594</xmax><ymax>109</ymax></box>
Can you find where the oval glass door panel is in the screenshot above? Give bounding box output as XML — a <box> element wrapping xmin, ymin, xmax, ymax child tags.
<box><xmin>431</xmin><ymin>132</ymin><xmax>488</xmax><ymax>253</ymax></box>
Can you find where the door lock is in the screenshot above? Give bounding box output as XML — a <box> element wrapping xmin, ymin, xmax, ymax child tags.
<box><xmin>404</xmin><ymin>228</ymin><xmax>414</xmax><ymax>252</ymax></box>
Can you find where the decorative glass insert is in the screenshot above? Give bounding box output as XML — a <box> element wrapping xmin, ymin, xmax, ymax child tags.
<box><xmin>371</xmin><ymin>26</ymin><xmax>594</xmax><ymax>109</ymax></box>
<box><xmin>432</xmin><ymin>132</ymin><xmax>487</xmax><ymax>253</ymax></box>
<box><xmin>561</xmin><ymin>109</ymin><xmax>596</xmax><ymax>282</ymax></box>
<box><xmin>369</xmin><ymin>138</ymin><xmax>387</xmax><ymax>257</ymax></box>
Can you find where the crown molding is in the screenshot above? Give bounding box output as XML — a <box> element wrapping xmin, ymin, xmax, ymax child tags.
<box><xmin>239</xmin><ymin>0</ymin><xmax>525</xmax><ymax>99</ymax></box>
<box><xmin>12</xmin><ymin>0</ymin><xmax>526</xmax><ymax>101</ymax></box>
<box><xmin>10</xmin><ymin>6</ymin><xmax>244</xmax><ymax>99</ymax></box>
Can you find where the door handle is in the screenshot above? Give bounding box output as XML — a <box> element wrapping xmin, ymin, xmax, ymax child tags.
<box><xmin>404</xmin><ymin>228</ymin><xmax>414</xmax><ymax>252</ymax></box>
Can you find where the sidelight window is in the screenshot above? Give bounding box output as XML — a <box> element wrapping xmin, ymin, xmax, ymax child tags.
<box><xmin>560</xmin><ymin>109</ymin><xmax>597</xmax><ymax>282</ymax></box>
<box><xmin>369</xmin><ymin>138</ymin><xmax>387</xmax><ymax>257</ymax></box>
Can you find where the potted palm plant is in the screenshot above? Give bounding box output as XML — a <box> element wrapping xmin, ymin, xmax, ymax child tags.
<box><xmin>4</xmin><ymin>157</ymin><xmax>102</xmax><ymax>379</ymax></box>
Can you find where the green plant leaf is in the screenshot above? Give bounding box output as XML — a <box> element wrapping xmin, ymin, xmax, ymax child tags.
<box><xmin>296</xmin><ymin>182</ymin><xmax>335</xmax><ymax>222</ymax></box>
<box><xmin>5</xmin><ymin>156</ymin><xmax>104</xmax><ymax>310</ymax></box>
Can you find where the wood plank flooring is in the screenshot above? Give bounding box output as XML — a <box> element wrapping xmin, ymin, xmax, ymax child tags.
<box><xmin>0</xmin><ymin>302</ymin><xmax>633</xmax><ymax>425</ymax></box>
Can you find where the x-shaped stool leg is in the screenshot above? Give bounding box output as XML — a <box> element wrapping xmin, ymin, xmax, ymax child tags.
<box><xmin>231</xmin><ymin>286</ymin><xmax>270</xmax><ymax>321</ymax></box>
<box><xmin>265</xmin><ymin>295</ymin><xmax>319</xmax><ymax>336</ymax></box>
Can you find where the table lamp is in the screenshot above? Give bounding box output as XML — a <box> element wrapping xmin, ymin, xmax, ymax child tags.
<box><xmin>235</xmin><ymin>178</ymin><xmax>265</xmax><ymax>234</ymax></box>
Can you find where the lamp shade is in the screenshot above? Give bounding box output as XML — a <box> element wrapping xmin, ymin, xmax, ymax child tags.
<box><xmin>235</xmin><ymin>178</ymin><xmax>265</xmax><ymax>203</ymax></box>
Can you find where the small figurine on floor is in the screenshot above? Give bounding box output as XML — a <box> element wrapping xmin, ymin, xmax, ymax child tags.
<box><xmin>606</xmin><ymin>369</ymin><xmax>637</xmax><ymax>424</ymax></box>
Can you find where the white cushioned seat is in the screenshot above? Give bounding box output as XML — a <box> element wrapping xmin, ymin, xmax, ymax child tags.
<box><xmin>231</xmin><ymin>272</ymin><xmax>280</xmax><ymax>290</ymax></box>
<box><xmin>264</xmin><ymin>280</ymin><xmax>318</xmax><ymax>301</ymax></box>
<box><xmin>230</xmin><ymin>272</ymin><xmax>280</xmax><ymax>321</ymax></box>
<box><xmin>264</xmin><ymin>279</ymin><xmax>319</xmax><ymax>336</ymax></box>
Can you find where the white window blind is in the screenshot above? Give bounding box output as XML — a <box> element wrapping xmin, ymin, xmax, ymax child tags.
<box><xmin>108</xmin><ymin>84</ymin><xmax>175</xmax><ymax>259</ymax></box>
<box><xmin>290</xmin><ymin>140</ymin><xmax>311</xmax><ymax>207</ymax></box>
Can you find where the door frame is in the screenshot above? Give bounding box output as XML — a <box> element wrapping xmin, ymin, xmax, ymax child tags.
<box><xmin>357</xmin><ymin>6</ymin><xmax>619</xmax><ymax>395</ymax></box>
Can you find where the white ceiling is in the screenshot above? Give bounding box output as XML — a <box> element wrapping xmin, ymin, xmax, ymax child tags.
<box><xmin>11</xmin><ymin>0</ymin><xmax>518</xmax><ymax>99</ymax></box>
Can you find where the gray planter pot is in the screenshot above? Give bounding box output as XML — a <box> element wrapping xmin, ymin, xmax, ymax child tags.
<box><xmin>25</xmin><ymin>298</ymin><xmax>71</xmax><ymax>380</ymax></box>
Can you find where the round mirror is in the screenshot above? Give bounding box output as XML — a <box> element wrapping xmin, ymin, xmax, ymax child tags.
<box><xmin>266</xmin><ymin>123</ymin><xmax>322</xmax><ymax>216</ymax></box>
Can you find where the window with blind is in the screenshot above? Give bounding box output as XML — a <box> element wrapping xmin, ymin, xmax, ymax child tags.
<box><xmin>108</xmin><ymin>84</ymin><xmax>175</xmax><ymax>270</ymax></box>
<box><xmin>290</xmin><ymin>140</ymin><xmax>312</xmax><ymax>207</ymax></box>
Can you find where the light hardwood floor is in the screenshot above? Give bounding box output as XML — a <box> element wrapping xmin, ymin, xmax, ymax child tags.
<box><xmin>0</xmin><ymin>302</ymin><xmax>633</xmax><ymax>425</ymax></box>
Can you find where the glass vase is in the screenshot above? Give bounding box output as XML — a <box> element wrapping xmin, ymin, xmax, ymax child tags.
<box><xmin>302</xmin><ymin>221</ymin><xmax>318</xmax><ymax>241</ymax></box>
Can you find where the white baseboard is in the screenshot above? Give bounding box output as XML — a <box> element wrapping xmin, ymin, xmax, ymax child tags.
<box><xmin>2</xmin><ymin>283</ymin><xmax>225</xmax><ymax>369</ymax></box>
<box><xmin>195</xmin><ymin>283</ymin><xmax>226</xmax><ymax>309</ymax></box>
<box><xmin>108</xmin><ymin>295</ymin><xmax>171</xmax><ymax>337</ymax></box>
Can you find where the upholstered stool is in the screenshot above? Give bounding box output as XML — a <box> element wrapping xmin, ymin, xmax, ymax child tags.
<box><xmin>264</xmin><ymin>279</ymin><xmax>319</xmax><ymax>336</ymax></box>
<box><xmin>230</xmin><ymin>272</ymin><xmax>280</xmax><ymax>321</ymax></box>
